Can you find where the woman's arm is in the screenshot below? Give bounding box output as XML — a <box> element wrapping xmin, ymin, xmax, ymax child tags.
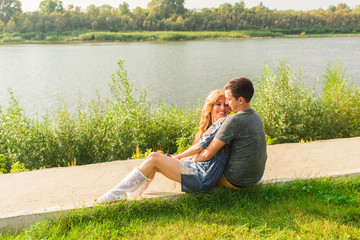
<box><xmin>175</xmin><ymin>143</ymin><xmax>204</xmax><ymax>160</ymax></box>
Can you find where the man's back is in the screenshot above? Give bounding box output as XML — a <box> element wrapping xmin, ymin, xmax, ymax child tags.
<box><xmin>215</xmin><ymin>108</ymin><xmax>267</xmax><ymax>187</ymax></box>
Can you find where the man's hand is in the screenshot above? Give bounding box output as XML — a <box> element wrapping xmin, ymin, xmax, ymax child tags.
<box><xmin>193</xmin><ymin>138</ymin><xmax>226</xmax><ymax>162</ymax></box>
<box><xmin>176</xmin><ymin>143</ymin><xmax>203</xmax><ymax>160</ymax></box>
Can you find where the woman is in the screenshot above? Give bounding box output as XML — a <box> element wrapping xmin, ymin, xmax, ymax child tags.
<box><xmin>96</xmin><ymin>89</ymin><xmax>231</xmax><ymax>203</ymax></box>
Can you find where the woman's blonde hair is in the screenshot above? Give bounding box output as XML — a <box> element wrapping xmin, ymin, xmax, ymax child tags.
<box><xmin>194</xmin><ymin>89</ymin><xmax>227</xmax><ymax>143</ymax></box>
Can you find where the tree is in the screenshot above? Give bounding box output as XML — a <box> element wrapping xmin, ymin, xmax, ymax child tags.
<box><xmin>0</xmin><ymin>0</ymin><xmax>22</xmax><ymax>24</ymax></box>
<box><xmin>336</xmin><ymin>3</ymin><xmax>350</xmax><ymax>10</ymax></box>
<box><xmin>328</xmin><ymin>5</ymin><xmax>336</xmax><ymax>13</ymax></box>
<box><xmin>119</xmin><ymin>2</ymin><xmax>131</xmax><ymax>16</ymax></box>
<box><xmin>234</xmin><ymin>1</ymin><xmax>245</xmax><ymax>13</ymax></box>
<box><xmin>39</xmin><ymin>0</ymin><xmax>64</xmax><ymax>15</ymax></box>
<box><xmin>54</xmin><ymin>18</ymin><xmax>65</xmax><ymax>31</ymax></box>
<box><xmin>19</xmin><ymin>17</ymin><xmax>33</xmax><ymax>32</ymax></box>
<box><xmin>148</xmin><ymin>0</ymin><xmax>185</xmax><ymax>19</ymax></box>
<box><xmin>6</xmin><ymin>16</ymin><xmax>16</xmax><ymax>31</ymax></box>
<box><xmin>133</xmin><ymin>7</ymin><xmax>146</xmax><ymax>30</ymax></box>
<box><xmin>0</xmin><ymin>19</ymin><xmax>5</xmax><ymax>31</ymax></box>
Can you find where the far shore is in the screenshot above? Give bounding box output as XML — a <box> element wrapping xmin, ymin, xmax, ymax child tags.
<box><xmin>1</xmin><ymin>31</ymin><xmax>359</xmax><ymax>45</ymax></box>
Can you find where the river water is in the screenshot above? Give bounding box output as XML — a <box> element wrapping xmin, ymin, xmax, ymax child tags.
<box><xmin>0</xmin><ymin>37</ymin><xmax>359</xmax><ymax>116</ymax></box>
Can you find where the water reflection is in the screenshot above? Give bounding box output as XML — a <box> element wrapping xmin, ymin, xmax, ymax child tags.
<box><xmin>0</xmin><ymin>37</ymin><xmax>359</xmax><ymax>116</ymax></box>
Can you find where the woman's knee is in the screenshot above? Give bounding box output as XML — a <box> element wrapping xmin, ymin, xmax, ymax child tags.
<box><xmin>148</xmin><ymin>152</ymin><xmax>163</xmax><ymax>159</ymax></box>
<box><xmin>146</xmin><ymin>152</ymin><xmax>162</xmax><ymax>164</ymax></box>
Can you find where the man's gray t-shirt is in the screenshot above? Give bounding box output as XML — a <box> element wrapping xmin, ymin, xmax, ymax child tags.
<box><xmin>215</xmin><ymin>108</ymin><xmax>267</xmax><ymax>187</ymax></box>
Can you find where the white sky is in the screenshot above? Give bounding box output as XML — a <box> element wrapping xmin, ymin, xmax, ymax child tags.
<box><xmin>22</xmin><ymin>0</ymin><xmax>360</xmax><ymax>12</ymax></box>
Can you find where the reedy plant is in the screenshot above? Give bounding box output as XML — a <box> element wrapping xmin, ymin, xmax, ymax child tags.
<box><xmin>253</xmin><ymin>60</ymin><xmax>315</xmax><ymax>143</ymax></box>
<box><xmin>0</xmin><ymin>59</ymin><xmax>358</xmax><ymax>172</ymax></box>
<box><xmin>254</xmin><ymin>60</ymin><xmax>360</xmax><ymax>144</ymax></box>
<box><xmin>0</xmin><ymin>90</ymin><xmax>33</xmax><ymax>169</ymax></box>
<box><xmin>314</xmin><ymin>62</ymin><xmax>360</xmax><ymax>139</ymax></box>
<box><xmin>0</xmin><ymin>60</ymin><xmax>200</xmax><ymax>172</ymax></box>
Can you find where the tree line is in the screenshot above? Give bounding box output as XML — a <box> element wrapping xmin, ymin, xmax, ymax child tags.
<box><xmin>1</xmin><ymin>0</ymin><xmax>360</xmax><ymax>37</ymax></box>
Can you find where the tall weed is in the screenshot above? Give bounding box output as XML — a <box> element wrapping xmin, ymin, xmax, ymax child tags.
<box><xmin>0</xmin><ymin>90</ymin><xmax>32</xmax><ymax>169</ymax></box>
<box><xmin>0</xmin><ymin>60</ymin><xmax>200</xmax><ymax>171</ymax></box>
<box><xmin>314</xmin><ymin>62</ymin><xmax>360</xmax><ymax>139</ymax></box>
<box><xmin>0</xmin><ymin>59</ymin><xmax>359</xmax><ymax>171</ymax></box>
<box><xmin>253</xmin><ymin>60</ymin><xmax>315</xmax><ymax>143</ymax></box>
<box><xmin>254</xmin><ymin>60</ymin><xmax>360</xmax><ymax>143</ymax></box>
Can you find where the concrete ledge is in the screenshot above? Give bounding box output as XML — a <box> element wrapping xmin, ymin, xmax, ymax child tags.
<box><xmin>1</xmin><ymin>209</ymin><xmax>67</xmax><ymax>234</ymax></box>
<box><xmin>1</xmin><ymin>137</ymin><xmax>360</xmax><ymax>234</ymax></box>
<box><xmin>261</xmin><ymin>168</ymin><xmax>360</xmax><ymax>185</ymax></box>
<box><xmin>0</xmin><ymin>203</ymin><xmax>95</xmax><ymax>233</ymax></box>
<box><xmin>2</xmin><ymin>170</ymin><xmax>360</xmax><ymax>233</ymax></box>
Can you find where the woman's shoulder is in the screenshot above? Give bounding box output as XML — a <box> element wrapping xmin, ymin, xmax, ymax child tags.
<box><xmin>213</xmin><ymin>117</ymin><xmax>227</xmax><ymax>127</ymax></box>
<box><xmin>203</xmin><ymin>118</ymin><xmax>226</xmax><ymax>137</ymax></box>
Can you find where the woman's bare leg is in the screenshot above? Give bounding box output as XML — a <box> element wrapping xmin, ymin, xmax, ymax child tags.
<box><xmin>96</xmin><ymin>152</ymin><xmax>181</xmax><ymax>203</ymax></box>
<box><xmin>139</xmin><ymin>152</ymin><xmax>181</xmax><ymax>183</ymax></box>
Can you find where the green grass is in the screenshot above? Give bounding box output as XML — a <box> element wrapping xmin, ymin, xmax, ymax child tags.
<box><xmin>0</xmin><ymin>31</ymin><xmax>255</xmax><ymax>43</ymax></box>
<box><xmin>75</xmin><ymin>31</ymin><xmax>263</xmax><ymax>42</ymax></box>
<box><xmin>2</xmin><ymin>176</ymin><xmax>360</xmax><ymax>239</ymax></box>
<box><xmin>1</xmin><ymin>31</ymin><xmax>359</xmax><ymax>44</ymax></box>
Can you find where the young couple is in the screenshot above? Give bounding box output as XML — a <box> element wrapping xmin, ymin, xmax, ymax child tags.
<box><xmin>96</xmin><ymin>77</ymin><xmax>267</xmax><ymax>203</ymax></box>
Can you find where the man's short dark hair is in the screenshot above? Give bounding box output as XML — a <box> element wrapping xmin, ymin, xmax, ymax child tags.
<box><xmin>224</xmin><ymin>77</ymin><xmax>254</xmax><ymax>102</ymax></box>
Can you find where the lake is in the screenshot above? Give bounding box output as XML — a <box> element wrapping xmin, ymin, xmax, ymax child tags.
<box><xmin>0</xmin><ymin>37</ymin><xmax>359</xmax><ymax>116</ymax></box>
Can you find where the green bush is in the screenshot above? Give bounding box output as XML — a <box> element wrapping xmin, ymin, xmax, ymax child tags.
<box><xmin>76</xmin><ymin>31</ymin><xmax>256</xmax><ymax>43</ymax></box>
<box><xmin>10</xmin><ymin>161</ymin><xmax>29</xmax><ymax>173</ymax></box>
<box><xmin>0</xmin><ymin>59</ymin><xmax>359</xmax><ymax>172</ymax></box>
<box><xmin>45</xmin><ymin>35</ymin><xmax>59</xmax><ymax>41</ymax></box>
<box><xmin>0</xmin><ymin>91</ymin><xmax>33</xmax><ymax>170</ymax></box>
<box><xmin>245</xmin><ymin>30</ymin><xmax>283</xmax><ymax>37</ymax></box>
<box><xmin>314</xmin><ymin>62</ymin><xmax>360</xmax><ymax>139</ymax></box>
<box><xmin>253</xmin><ymin>60</ymin><xmax>315</xmax><ymax>143</ymax></box>
<box><xmin>78</xmin><ymin>32</ymin><xmax>157</xmax><ymax>42</ymax></box>
<box><xmin>0</xmin><ymin>154</ymin><xmax>7</xmax><ymax>173</ymax></box>
<box><xmin>1</xmin><ymin>35</ymin><xmax>23</xmax><ymax>43</ymax></box>
<box><xmin>0</xmin><ymin>60</ymin><xmax>200</xmax><ymax>171</ymax></box>
<box><xmin>158</xmin><ymin>32</ymin><xmax>196</xmax><ymax>41</ymax></box>
<box><xmin>78</xmin><ymin>33</ymin><xmax>95</xmax><ymax>40</ymax></box>
<box><xmin>253</xmin><ymin>60</ymin><xmax>360</xmax><ymax>143</ymax></box>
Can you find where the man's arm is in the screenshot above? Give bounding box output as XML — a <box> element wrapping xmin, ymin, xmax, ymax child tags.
<box><xmin>175</xmin><ymin>143</ymin><xmax>204</xmax><ymax>160</ymax></box>
<box><xmin>192</xmin><ymin>138</ymin><xmax>226</xmax><ymax>162</ymax></box>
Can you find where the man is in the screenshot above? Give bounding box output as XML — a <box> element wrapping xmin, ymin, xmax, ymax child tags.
<box><xmin>193</xmin><ymin>77</ymin><xmax>267</xmax><ymax>189</ymax></box>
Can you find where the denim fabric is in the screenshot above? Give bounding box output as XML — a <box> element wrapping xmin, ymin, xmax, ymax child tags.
<box><xmin>180</xmin><ymin>118</ymin><xmax>230</xmax><ymax>193</ymax></box>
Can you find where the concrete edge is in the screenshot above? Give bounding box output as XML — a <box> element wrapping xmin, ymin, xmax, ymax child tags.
<box><xmin>261</xmin><ymin>168</ymin><xmax>360</xmax><ymax>185</ymax></box>
<box><xmin>0</xmin><ymin>203</ymin><xmax>93</xmax><ymax>234</ymax></box>
<box><xmin>0</xmin><ymin>209</ymin><xmax>69</xmax><ymax>234</ymax></box>
<box><xmin>2</xmin><ymin>170</ymin><xmax>360</xmax><ymax>234</ymax></box>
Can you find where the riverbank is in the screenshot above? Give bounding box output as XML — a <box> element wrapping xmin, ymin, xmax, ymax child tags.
<box><xmin>1</xmin><ymin>137</ymin><xmax>360</xmax><ymax>235</ymax></box>
<box><xmin>1</xmin><ymin>30</ymin><xmax>359</xmax><ymax>44</ymax></box>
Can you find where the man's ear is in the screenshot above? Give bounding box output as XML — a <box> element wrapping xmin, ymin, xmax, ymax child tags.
<box><xmin>238</xmin><ymin>96</ymin><xmax>245</xmax><ymax>104</ymax></box>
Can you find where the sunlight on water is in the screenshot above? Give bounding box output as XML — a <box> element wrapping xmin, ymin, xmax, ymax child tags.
<box><xmin>0</xmin><ymin>37</ymin><xmax>359</xmax><ymax>116</ymax></box>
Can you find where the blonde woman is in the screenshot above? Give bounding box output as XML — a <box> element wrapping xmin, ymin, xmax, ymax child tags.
<box><xmin>96</xmin><ymin>89</ymin><xmax>231</xmax><ymax>203</ymax></box>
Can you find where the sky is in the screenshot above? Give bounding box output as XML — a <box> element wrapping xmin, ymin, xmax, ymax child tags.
<box><xmin>21</xmin><ymin>0</ymin><xmax>359</xmax><ymax>13</ymax></box>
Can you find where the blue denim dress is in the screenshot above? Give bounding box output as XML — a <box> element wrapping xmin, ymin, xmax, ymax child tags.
<box><xmin>180</xmin><ymin>118</ymin><xmax>230</xmax><ymax>193</ymax></box>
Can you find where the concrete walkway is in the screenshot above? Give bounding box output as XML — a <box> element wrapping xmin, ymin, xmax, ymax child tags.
<box><xmin>1</xmin><ymin>137</ymin><xmax>360</xmax><ymax>233</ymax></box>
